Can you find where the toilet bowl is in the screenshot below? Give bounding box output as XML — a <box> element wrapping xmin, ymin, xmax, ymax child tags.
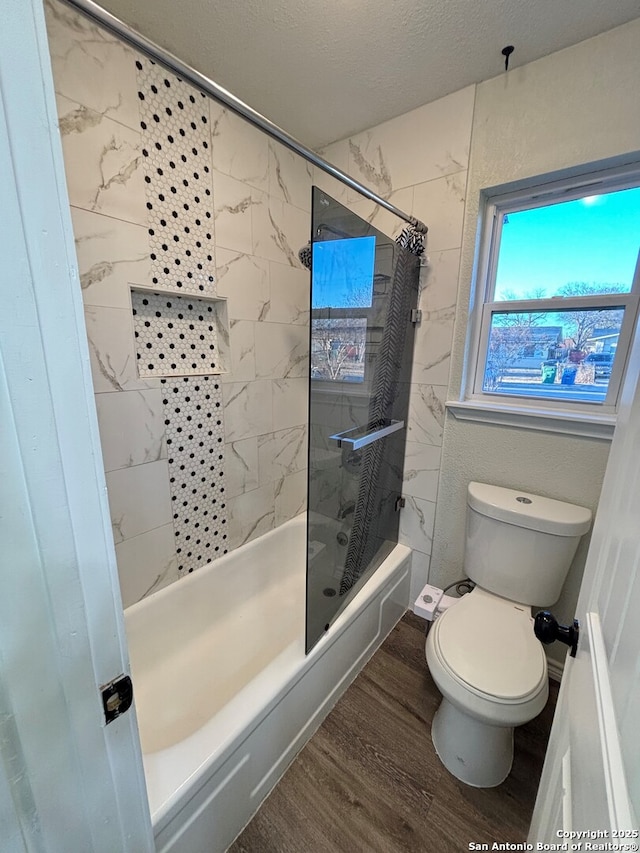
<box><xmin>426</xmin><ymin>587</ymin><xmax>548</xmax><ymax>787</ymax></box>
<box><xmin>424</xmin><ymin>482</ymin><xmax>592</xmax><ymax>787</ymax></box>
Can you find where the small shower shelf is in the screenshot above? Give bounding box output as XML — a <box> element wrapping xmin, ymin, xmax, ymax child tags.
<box><xmin>130</xmin><ymin>285</ymin><xmax>230</xmax><ymax>378</ymax></box>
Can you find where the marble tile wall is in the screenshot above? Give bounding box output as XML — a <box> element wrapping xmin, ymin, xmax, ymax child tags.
<box><xmin>317</xmin><ymin>86</ymin><xmax>475</xmax><ymax>601</ymax></box>
<box><xmin>46</xmin><ymin>0</ymin><xmax>474</xmax><ymax>609</ymax></box>
<box><xmin>45</xmin><ymin>0</ymin><xmax>310</xmax><ymax>606</ymax></box>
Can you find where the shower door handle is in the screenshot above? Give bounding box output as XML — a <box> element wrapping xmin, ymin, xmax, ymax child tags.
<box><xmin>329</xmin><ymin>419</ymin><xmax>404</xmax><ymax>450</ymax></box>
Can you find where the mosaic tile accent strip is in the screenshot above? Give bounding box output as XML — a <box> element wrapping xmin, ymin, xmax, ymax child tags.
<box><xmin>132</xmin><ymin>288</ymin><xmax>229</xmax><ymax>377</ymax></box>
<box><xmin>135</xmin><ymin>57</ymin><xmax>228</xmax><ymax>574</ymax></box>
<box><xmin>162</xmin><ymin>376</ymin><xmax>228</xmax><ymax>573</ymax></box>
<box><xmin>135</xmin><ymin>58</ymin><xmax>215</xmax><ymax>296</ymax></box>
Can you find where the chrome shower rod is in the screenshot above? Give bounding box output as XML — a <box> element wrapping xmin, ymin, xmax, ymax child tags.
<box><xmin>59</xmin><ymin>0</ymin><xmax>428</xmax><ymax>235</ymax></box>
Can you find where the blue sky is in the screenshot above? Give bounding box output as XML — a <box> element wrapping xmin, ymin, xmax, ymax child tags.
<box><xmin>494</xmin><ymin>186</ymin><xmax>640</xmax><ymax>300</ymax></box>
<box><xmin>312</xmin><ymin>236</ymin><xmax>376</xmax><ymax>308</ymax></box>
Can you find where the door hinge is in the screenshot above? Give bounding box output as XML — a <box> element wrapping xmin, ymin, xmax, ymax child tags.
<box><xmin>101</xmin><ymin>674</ymin><xmax>133</xmax><ymax>725</ymax></box>
<box><xmin>410</xmin><ymin>309</ymin><xmax>422</xmax><ymax>325</ymax></box>
<box><xmin>395</xmin><ymin>495</ymin><xmax>406</xmax><ymax>512</ymax></box>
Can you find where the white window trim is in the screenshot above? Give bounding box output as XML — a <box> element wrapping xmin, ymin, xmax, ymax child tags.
<box><xmin>449</xmin><ymin>163</ymin><xmax>640</xmax><ymax>440</ymax></box>
<box><xmin>445</xmin><ymin>399</ymin><xmax>617</xmax><ymax>440</ymax></box>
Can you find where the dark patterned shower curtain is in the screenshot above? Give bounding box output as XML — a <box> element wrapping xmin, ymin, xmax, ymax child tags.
<box><xmin>339</xmin><ymin>225</ymin><xmax>425</xmax><ymax>595</ymax></box>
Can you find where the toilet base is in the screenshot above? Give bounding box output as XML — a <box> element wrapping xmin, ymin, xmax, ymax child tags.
<box><xmin>431</xmin><ymin>698</ymin><xmax>513</xmax><ymax>787</ymax></box>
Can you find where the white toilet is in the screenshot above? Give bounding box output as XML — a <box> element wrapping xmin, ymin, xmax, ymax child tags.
<box><xmin>425</xmin><ymin>482</ymin><xmax>591</xmax><ymax>788</ymax></box>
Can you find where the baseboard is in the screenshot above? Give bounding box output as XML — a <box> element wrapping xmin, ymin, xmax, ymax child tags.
<box><xmin>547</xmin><ymin>657</ymin><xmax>564</xmax><ymax>683</ymax></box>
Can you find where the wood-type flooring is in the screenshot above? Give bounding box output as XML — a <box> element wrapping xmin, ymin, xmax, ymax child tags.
<box><xmin>229</xmin><ymin>611</ymin><xmax>559</xmax><ymax>853</ymax></box>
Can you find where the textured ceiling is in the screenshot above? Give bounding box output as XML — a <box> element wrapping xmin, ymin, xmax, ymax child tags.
<box><xmin>97</xmin><ymin>0</ymin><xmax>640</xmax><ymax>148</ymax></box>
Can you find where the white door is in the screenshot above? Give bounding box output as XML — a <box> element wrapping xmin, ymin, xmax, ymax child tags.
<box><xmin>529</xmin><ymin>313</ymin><xmax>640</xmax><ymax>839</ymax></box>
<box><xmin>0</xmin><ymin>2</ymin><xmax>154</xmax><ymax>851</ymax></box>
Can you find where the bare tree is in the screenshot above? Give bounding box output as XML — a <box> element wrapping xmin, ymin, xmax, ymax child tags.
<box><xmin>498</xmin><ymin>287</ymin><xmax>548</xmax><ymax>301</ymax></box>
<box><xmin>484</xmin><ymin>309</ymin><xmax>548</xmax><ymax>389</ymax></box>
<box><xmin>555</xmin><ymin>282</ymin><xmax>626</xmax><ymax>353</ymax></box>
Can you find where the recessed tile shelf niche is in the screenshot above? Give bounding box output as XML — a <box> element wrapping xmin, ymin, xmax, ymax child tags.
<box><xmin>130</xmin><ymin>285</ymin><xmax>230</xmax><ymax>378</ymax></box>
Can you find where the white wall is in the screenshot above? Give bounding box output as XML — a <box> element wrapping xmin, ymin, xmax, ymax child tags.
<box><xmin>432</xmin><ymin>18</ymin><xmax>640</xmax><ymax>663</ymax></box>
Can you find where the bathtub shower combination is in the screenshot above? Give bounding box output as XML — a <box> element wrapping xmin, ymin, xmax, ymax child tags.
<box><xmin>126</xmin><ymin>515</ymin><xmax>412</xmax><ymax>852</ymax></box>
<box><xmin>123</xmin><ymin>189</ymin><xmax>423</xmax><ymax>852</ymax></box>
<box><xmin>47</xmin><ymin>3</ymin><xmax>425</xmax><ymax>849</ymax></box>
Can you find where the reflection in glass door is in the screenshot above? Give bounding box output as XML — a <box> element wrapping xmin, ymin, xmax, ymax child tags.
<box><xmin>306</xmin><ymin>188</ymin><xmax>421</xmax><ymax>651</ymax></box>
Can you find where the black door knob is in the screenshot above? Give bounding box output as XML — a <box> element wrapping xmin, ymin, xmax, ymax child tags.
<box><xmin>533</xmin><ymin>611</ymin><xmax>579</xmax><ymax>658</ymax></box>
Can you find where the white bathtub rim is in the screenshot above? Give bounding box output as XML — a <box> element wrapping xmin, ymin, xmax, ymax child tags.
<box><xmin>124</xmin><ymin>512</ymin><xmax>307</xmax><ymax>621</ymax></box>
<box><xmin>146</xmin><ymin>536</ymin><xmax>412</xmax><ymax>831</ymax></box>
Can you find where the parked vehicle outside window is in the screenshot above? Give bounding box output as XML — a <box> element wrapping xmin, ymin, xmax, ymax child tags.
<box><xmin>583</xmin><ymin>352</ymin><xmax>614</xmax><ymax>378</ymax></box>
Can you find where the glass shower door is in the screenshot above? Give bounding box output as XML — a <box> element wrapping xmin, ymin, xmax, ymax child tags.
<box><xmin>306</xmin><ymin>187</ymin><xmax>420</xmax><ymax>652</ymax></box>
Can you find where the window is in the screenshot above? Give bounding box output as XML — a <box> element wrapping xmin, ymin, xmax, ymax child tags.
<box><xmin>457</xmin><ymin>169</ymin><xmax>640</xmax><ymax>437</ymax></box>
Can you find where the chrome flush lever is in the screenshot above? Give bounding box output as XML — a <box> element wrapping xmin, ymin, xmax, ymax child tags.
<box><xmin>533</xmin><ymin>611</ymin><xmax>580</xmax><ymax>658</ymax></box>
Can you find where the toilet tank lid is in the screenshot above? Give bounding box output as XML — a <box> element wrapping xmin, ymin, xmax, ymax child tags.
<box><xmin>467</xmin><ymin>482</ymin><xmax>592</xmax><ymax>537</ymax></box>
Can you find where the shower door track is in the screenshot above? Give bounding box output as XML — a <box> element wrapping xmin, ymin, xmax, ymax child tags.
<box><xmin>59</xmin><ymin>0</ymin><xmax>428</xmax><ymax>236</ymax></box>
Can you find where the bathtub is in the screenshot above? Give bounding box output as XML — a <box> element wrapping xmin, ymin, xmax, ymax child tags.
<box><xmin>124</xmin><ymin>512</ymin><xmax>412</xmax><ymax>853</ymax></box>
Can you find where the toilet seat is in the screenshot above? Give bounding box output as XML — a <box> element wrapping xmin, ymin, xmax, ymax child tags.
<box><xmin>430</xmin><ymin>587</ymin><xmax>547</xmax><ymax>703</ymax></box>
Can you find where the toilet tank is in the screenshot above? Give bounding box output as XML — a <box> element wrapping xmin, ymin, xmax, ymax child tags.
<box><xmin>464</xmin><ymin>482</ymin><xmax>592</xmax><ymax>606</ymax></box>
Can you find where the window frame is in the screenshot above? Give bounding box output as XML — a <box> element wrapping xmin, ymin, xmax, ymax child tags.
<box><xmin>455</xmin><ymin>164</ymin><xmax>640</xmax><ymax>438</ymax></box>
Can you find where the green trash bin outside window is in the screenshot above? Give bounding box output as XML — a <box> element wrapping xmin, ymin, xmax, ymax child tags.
<box><xmin>541</xmin><ymin>362</ymin><xmax>557</xmax><ymax>384</ymax></box>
